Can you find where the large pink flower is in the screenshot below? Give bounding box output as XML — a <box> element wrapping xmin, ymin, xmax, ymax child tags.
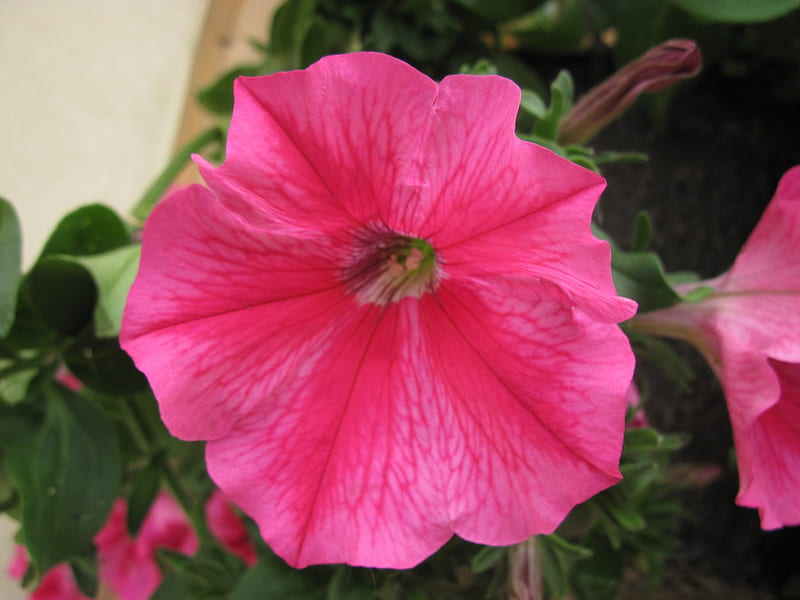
<box><xmin>95</xmin><ymin>493</ymin><xmax>199</xmax><ymax>600</ymax></box>
<box><xmin>121</xmin><ymin>52</ymin><xmax>636</xmax><ymax>568</ymax></box>
<box><xmin>633</xmin><ymin>166</ymin><xmax>800</xmax><ymax>529</ymax></box>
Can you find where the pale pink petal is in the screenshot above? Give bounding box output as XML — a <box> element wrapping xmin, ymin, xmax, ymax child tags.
<box><xmin>206</xmin><ymin>490</ymin><xmax>257</xmax><ymax>565</ymax></box>
<box><xmin>207</xmin><ymin>276</ymin><xmax>633</xmax><ymax>568</ymax></box>
<box><xmin>632</xmin><ymin>165</ymin><xmax>800</xmax><ymax>530</ymax></box>
<box><xmin>735</xmin><ymin>358</ymin><xmax>800</xmax><ymax>528</ymax></box>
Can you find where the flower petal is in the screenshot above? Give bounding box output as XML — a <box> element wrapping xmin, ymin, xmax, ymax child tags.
<box><xmin>734</xmin><ymin>357</ymin><xmax>800</xmax><ymax>528</ymax></box>
<box><xmin>198</xmin><ymin>52</ymin><xmax>439</xmax><ymax>230</ymax></box>
<box><xmin>406</xmin><ymin>74</ymin><xmax>607</xmax><ymax>247</ymax></box>
<box><xmin>721</xmin><ymin>165</ymin><xmax>800</xmax><ymax>291</ymax></box>
<box><xmin>121</xmin><ymin>185</ymin><xmax>354</xmax><ymax>440</ymax></box>
<box><xmin>441</xmin><ymin>185</ymin><xmax>634</xmax><ymax>322</ymax></box>
<box><xmin>207</xmin><ymin>276</ymin><xmax>632</xmax><ymax>568</ymax></box>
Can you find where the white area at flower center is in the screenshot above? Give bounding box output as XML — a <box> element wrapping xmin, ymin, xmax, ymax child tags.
<box><xmin>0</xmin><ymin>1</ymin><xmax>209</xmax><ymax>597</ymax></box>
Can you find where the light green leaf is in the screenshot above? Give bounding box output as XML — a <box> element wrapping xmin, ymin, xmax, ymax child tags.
<box><xmin>670</xmin><ymin>0</ymin><xmax>800</xmax><ymax>22</ymax></box>
<box><xmin>0</xmin><ymin>197</ymin><xmax>22</xmax><ymax>337</ymax></box>
<box><xmin>75</xmin><ymin>245</ymin><xmax>141</xmax><ymax>337</ymax></box>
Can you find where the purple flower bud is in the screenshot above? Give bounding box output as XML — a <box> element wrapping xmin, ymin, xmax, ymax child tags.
<box><xmin>558</xmin><ymin>39</ymin><xmax>702</xmax><ymax>145</ymax></box>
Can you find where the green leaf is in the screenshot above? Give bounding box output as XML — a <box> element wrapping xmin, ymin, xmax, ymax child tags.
<box><xmin>591</xmin><ymin>151</ymin><xmax>649</xmax><ymax>166</ymax></box>
<box><xmin>132</xmin><ymin>127</ymin><xmax>225</xmax><ymax>222</ymax></box>
<box><xmin>537</xmin><ymin>536</ymin><xmax>568</xmax><ymax>598</ymax></box>
<box><xmin>623</xmin><ymin>427</ymin><xmax>661</xmax><ymax>454</ymax></box>
<box><xmin>594</xmin><ymin>225</ymin><xmax>681</xmax><ymax>313</ymax></box>
<box><xmin>0</xmin><ymin>197</ymin><xmax>22</xmax><ymax>337</ymax></box>
<box><xmin>3</xmin><ymin>282</ymin><xmax>57</xmax><ymax>349</ymax></box>
<box><xmin>3</xmin><ymin>384</ymin><xmax>121</xmax><ymax>573</ymax></box>
<box><xmin>546</xmin><ymin>534</ymin><xmax>593</xmax><ymax>558</ymax></box>
<box><xmin>70</xmin><ymin>552</ymin><xmax>99</xmax><ymax>598</ymax></box>
<box><xmin>631</xmin><ymin>211</ymin><xmax>653</xmax><ymax>252</ymax></box>
<box><xmin>669</xmin><ymin>0</ymin><xmax>800</xmax><ymax>22</ymax></box>
<box><xmin>300</xmin><ymin>18</ymin><xmax>335</xmax><ymax>68</ymax></box>
<box><xmin>197</xmin><ymin>65</ymin><xmax>263</xmax><ymax>116</ymax></box>
<box><xmin>326</xmin><ymin>567</ymin><xmax>376</xmax><ymax>600</ymax></box>
<box><xmin>269</xmin><ymin>0</ymin><xmax>319</xmax><ymax>68</ymax></box>
<box><xmin>126</xmin><ymin>461</ymin><xmax>161</xmax><ymax>536</ymax></box>
<box><xmin>0</xmin><ymin>364</ymin><xmax>38</xmax><ymax>405</ymax></box>
<box><xmin>533</xmin><ymin>70</ymin><xmax>575</xmax><ymax>141</ymax></box>
<box><xmin>470</xmin><ymin>544</ymin><xmax>508</xmax><ymax>573</ymax></box>
<box><xmin>27</xmin><ymin>258</ymin><xmax>97</xmax><ymax>335</ymax></box>
<box><xmin>683</xmin><ymin>285</ymin><xmax>715</xmax><ymax>302</ymax></box>
<box><xmin>75</xmin><ymin>245</ymin><xmax>141</xmax><ymax>337</ymax></box>
<box><xmin>40</xmin><ymin>204</ymin><xmax>129</xmax><ymax>259</ymax></box>
<box><xmin>599</xmin><ymin>492</ymin><xmax>646</xmax><ymax>532</ymax></box>
<box><xmin>520</xmin><ymin>89</ymin><xmax>547</xmax><ymax>119</ymax></box>
<box><xmin>63</xmin><ymin>332</ymin><xmax>147</xmax><ymax>395</ymax></box>
<box><xmin>611</xmin><ymin>250</ymin><xmax>681</xmax><ymax>313</ymax></box>
<box><xmin>230</xmin><ymin>552</ymin><xmax>324</xmax><ymax>600</ymax></box>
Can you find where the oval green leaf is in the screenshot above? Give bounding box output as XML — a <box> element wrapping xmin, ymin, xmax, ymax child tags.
<box><xmin>670</xmin><ymin>0</ymin><xmax>800</xmax><ymax>22</ymax></box>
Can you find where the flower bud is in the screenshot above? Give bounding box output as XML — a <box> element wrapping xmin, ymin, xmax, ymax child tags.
<box><xmin>557</xmin><ymin>39</ymin><xmax>701</xmax><ymax>145</ymax></box>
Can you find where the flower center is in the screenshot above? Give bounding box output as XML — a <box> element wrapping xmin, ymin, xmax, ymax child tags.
<box><xmin>341</xmin><ymin>226</ymin><xmax>439</xmax><ymax>305</ymax></box>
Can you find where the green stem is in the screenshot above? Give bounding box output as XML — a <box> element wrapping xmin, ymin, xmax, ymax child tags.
<box><xmin>124</xmin><ymin>397</ymin><xmax>213</xmax><ymax>543</ymax></box>
<box><xmin>131</xmin><ymin>126</ymin><xmax>224</xmax><ymax>221</ymax></box>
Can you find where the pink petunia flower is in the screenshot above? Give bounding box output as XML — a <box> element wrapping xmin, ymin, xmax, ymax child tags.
<box><xmin>121</xmin><ymin>52</ymin><xmax>636</xmax><ymax>568</ymax></box>
<box><xmin>205</xmin><ymin>489</ymin><xmax>257</xmax><ymax>566</ymax></box>
<box><xmin>8</xmin><ymin>546</ymin><xmax>90</xmax><ymax>600</ymax></box>
<box><xmin>632</xmin><ymin>165</ymin><xmax>800</xmax><ymax>529</ymax></box>
<box><xmin>95</xmin><ymin>493</ymin><xmax>198</xmax><ymax>600</ymax></box>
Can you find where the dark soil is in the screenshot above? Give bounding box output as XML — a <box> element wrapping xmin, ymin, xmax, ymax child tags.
<box><xmin>591</xmin><ymin>53</ymin><xmax>800</xmax><ymax>599</ymax></box>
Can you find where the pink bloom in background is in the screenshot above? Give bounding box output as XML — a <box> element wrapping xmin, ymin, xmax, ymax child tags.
<box><xmin>8</xmin><ymin>546</ymin><xmax>90</xmax><ymax>600</ymax></box>
<box><xmin>121</xmin><ymin>52</ymin><xmax>636</xmax><ymax>568</ymax></box>
<box><xmin>634</xmin><ymin>166</ymin><xmax>800</xmax><ymax>529</ymax></box>
<box><xmin>625</xmin><ymin>382</ymin><xmax>649</xmax><ymax>429</ymax></box>
<box><xmin>206</xmin><ymin>489</ymin><xmax>258</xmax><ymax>566</ymax></box>
<box><xmin>95</xmin><ymin>493</ymin><xmax>198</xmax><ymax>600</ymax></box>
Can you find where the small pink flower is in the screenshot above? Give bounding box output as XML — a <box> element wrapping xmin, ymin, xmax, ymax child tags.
<box><xmin>121</xmin><ymin>52</ymin><xmax>636</xmax><ymax>567</ymax></box>
<box><xmin>8</xmin><ymin>546</ymin><xmax>90</xmax><ymax>600</ymax></box>
<box><xmin>633</xmin><ymin>166</ymin><xmax>800</xmax><ymax>529</ymax></box>
<box><xmin>625</xmin><ymin>382</ymin><xmax>649</xmax><ymax>429</ymax></box>
<box><xmin>95</xmin><ymin>493</ymin><xmax>198</xmax><ymax>600</ymax></box>
<box><xmin>205</xmin><ymin>489</ymin><xmax>257</xmax><ymax>566</ymax></box>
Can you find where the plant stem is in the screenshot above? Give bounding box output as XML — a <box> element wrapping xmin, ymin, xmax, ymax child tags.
<box><xmin>131</xmin><ymin>126</ymin><xmax>224</xmax><ymax>221</ymax></box>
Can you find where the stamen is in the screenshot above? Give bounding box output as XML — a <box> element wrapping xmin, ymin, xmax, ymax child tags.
<box><xmin>341</xmin><ymin>225</ymin><xmax>439</xmax><ymax>305</ymax></box>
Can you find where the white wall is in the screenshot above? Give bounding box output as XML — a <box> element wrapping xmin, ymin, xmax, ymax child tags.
<box><xmin>0</xmin><ymin>1</ymin><xmax>209</xmax><ymax>597</ymax></box>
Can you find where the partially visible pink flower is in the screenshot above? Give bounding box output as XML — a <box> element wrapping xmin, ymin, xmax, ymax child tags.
<box><xmin>633</xmin><ymin>165</ymin><xmax>800</xmax><ymax>529</ymax></box>
<box><xmin>625</xmin><ymin>382</ymin><xmax>649</xmax><ymax>428</ymax></box>
<box><xmin>121</xmin><ymin>52</ymin><xmax>636</xmax><ymax>567</ymax></box>
<box><xmin>95</xmin><ymin>493</ymin><xmax>198</xmax><ymax>600</ymax></box>
<box><xmin>558</xmin><ymin>39</ymin><xmax>701</xmax><ymax>145</ymax></box>
<box><xmin>206</xmin><ymin>489</ymin><xmax>257</xmax><ymax>565</ymax></box>
<box><xmin>54</xmin><ymin>365</ymin><xmax>81</xmax><ymax>391</ymax></box>
<box><xmin>8</xmin><ymin>546</ymin><xmax>90</xmax><ymax>600</ymax></box>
